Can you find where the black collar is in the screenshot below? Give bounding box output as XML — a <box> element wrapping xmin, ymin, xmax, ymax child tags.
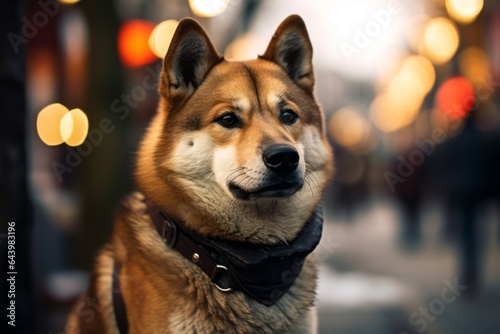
<box><xmin>147</xmin><ymin>201</ymin><xmax>324</xmax><ymax>306</ymax></box>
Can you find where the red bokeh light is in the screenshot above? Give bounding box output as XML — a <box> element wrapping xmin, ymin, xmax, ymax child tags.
<box><xmin>118</xmin><ymin>20</ymin><xmax>156</xmax><ymax>68</ymax></box>
<box><xmin>436</xmin><ymin>76</ymin><xmax>476</xmax><ymax>119</ymax></box>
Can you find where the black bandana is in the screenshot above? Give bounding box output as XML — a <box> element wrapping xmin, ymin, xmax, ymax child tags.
<box><xmin>148</xmin><ymin>203</ymin><xmax>323</xmax><ymax>306</ymax></box>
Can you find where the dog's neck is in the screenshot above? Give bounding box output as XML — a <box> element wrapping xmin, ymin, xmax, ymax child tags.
<box><xmin>145</xmin><ymin>199</ymin><xmax>324</xmax><ymax>306</ymax></box>
<box><xmin>140</xmin><ymin>179</ymin><xmax>321</xmax><ymax>244</ymax></box>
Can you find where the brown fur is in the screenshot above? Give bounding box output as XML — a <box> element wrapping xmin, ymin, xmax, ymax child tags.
<box><xmin>67</xmin><ymin>15</ymin><xmax>333</xmax><ymax>334</ymax></box>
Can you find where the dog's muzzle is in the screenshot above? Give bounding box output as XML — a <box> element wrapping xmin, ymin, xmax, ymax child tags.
<box><xmin>228</xmin><ymin>144</ymin><xmax>303</xmax><ymax>200</ymax></box>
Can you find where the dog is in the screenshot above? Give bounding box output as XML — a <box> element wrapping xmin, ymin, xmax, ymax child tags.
<box><xmin>66</xmin><ymin>15</ymin><xmax>333</xmax><ymax>334</ymax></box>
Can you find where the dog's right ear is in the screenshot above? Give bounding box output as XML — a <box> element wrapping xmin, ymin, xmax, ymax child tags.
<box><xmin>160</xmin><ymin>18</ymin><xmax>222</xmax><ymax>107</ymax></box>
<box><xmin>261</xmin><ymin>15</ymin><xmax>314</xmax><ymax>94</ymax></box>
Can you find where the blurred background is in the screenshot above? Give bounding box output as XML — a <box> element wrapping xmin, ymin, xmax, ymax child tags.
<box><xmin>1</xmin><ymin>0</ymin><xmax>500</xmax><ymax>333</ymax></box>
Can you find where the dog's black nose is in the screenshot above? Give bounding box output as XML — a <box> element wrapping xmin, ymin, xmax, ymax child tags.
<box><xmin>263</xmin><ymin>145</ymin><xmax>299</xmax><ymax>174</ymax></box>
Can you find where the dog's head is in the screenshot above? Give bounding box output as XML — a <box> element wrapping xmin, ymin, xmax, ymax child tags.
<box><xmin>136</xmin><ymin>15</ymin><xmax>333</xmax><ymax>243</ymax></box>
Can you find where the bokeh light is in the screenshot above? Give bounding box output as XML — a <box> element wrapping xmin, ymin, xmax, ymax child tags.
<box><xmin>329</xmin><ymin>106</ymin><xmax>371</xmax><ymax>152</ymax></box>
<box><xmin>390</xmin><ymin>55</ymin><xmax>435</xmax><ymax>97</ymax></box>
<box><xmin>118</xmin><ymin>20</ymin><xmax>156</xmax><ymax>68</ymax></box>
<box><xmin>371</xmin><ymin>55</ymin><xmax>435</xmax><ymax>133</ymax></box>
<box><xmin>189</xmin><ymin>0</ymin><xmax>229</xmax><ymax>18</ymax></box>
<box><xmin>436</xmin><ymin>77</ymin><xmax>475</xmax><ymax>119</ymax></box>
<box><xmin>445</xmin><ymin>0</ymin><xmax>483</xmax><ymax>24</ymax></box>
<box><xmin>37</xmin><ymin>104</ymin><xmax>89</xmax><ymax>146</ymax></box>
<box><xmin>60</xmin><ymin>108</ymin><xmax>89</xmax><ymax>147</ymax></box>
<box><xmin>60</xmin><ymin>112</ymin><xmax>73</xmax><ymax>142</ymax></box>
<box><xmin>224</xmin><ymin>33</ymin><xmax>263</xmax><ymax>61</ymax></box>
<box><xmin>57</xmin><ymin>0</ymin><xmax>81</xmax><ymax>4</ymax></box>
<box><xmin>37</xmin><ymin>103</ymin><xmax>69</xmax><ymax>146</ymax></box>
<box><xmin>458</xmin><ymin>47</ymin><xmax>491</xmax><ymax>87</ymax></box>
<box><xmin>405</xmin><ymin>14</ymin><xmax>430</xmax><ymax>52</ymax></box>
<box><xmin>370</xmin><ymin>92</ymin><xmax>422</xmax><ymax>133</ymax></box>
<box><xmin>419</xmin><ymin>17</ymin><xmax>459</xmax><ymax>65</ymax></box>
<box><xmin>148</xmin><ymin>20</ymin><xmax>179</xmax><ymax>59</ymax></box>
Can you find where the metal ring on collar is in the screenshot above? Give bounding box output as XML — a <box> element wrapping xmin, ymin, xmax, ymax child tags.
<box><xmin>211</xmin><ymin>264</ymin><xmax>233</xmax><ymax>292</ymax></box>
<box><xmin>162</xmin><ymin>219</ymin><xmax>177</xmax><ymax>247</ymax></box>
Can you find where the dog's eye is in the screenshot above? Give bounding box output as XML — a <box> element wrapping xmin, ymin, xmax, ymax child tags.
<box><xmin>280</xmin><ymin>109</ymin><xmax>298</xmax><ymax>125</ymax></box>
<box><xmin>216</xmin><ymin>112</ymin><xmax>241</xmax><ymax>129</ymax></box>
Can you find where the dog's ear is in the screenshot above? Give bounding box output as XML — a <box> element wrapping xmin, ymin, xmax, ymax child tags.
<box><xmin>261</xmin><ymin>15</ymin><xmax>314</xmax><ymax>94</ymax></box>
<box><xmin>161</xmin><ymin>18</ymin><xmax>222</xmax><ymax>106</ymax></box>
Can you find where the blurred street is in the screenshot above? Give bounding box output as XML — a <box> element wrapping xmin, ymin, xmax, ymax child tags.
<box><xmin>317</xmin><ymin>198</ymin><xmax>500</xmax><ymax>334</ymax></box>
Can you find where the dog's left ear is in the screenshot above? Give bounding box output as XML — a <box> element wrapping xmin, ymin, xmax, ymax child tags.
<box><xmin>161</xmin><ymin>18</ymin><xmax>222</xmax><ymax>106</ymax></box>
<box><xmin>261</xmin><ymin>15</ymin><xmax>314</xmax><ymax>94</ymax></box>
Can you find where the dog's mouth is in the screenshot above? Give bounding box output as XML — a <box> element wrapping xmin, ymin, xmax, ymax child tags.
<box><xmin>228</xmin><ymin>180</ymin><xmax>303</xmax><ymax>200</ymax></box>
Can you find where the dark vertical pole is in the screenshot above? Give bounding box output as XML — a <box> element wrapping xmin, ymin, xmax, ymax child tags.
<box><xmin>76</xmin><ymin>0</ymin><xmax>127</xmax><ymax>270</ymax></box>
<box><xmin>0</xmin><ymin>0</ymin><xmax>34</xmax><ymax>333</ymax></box>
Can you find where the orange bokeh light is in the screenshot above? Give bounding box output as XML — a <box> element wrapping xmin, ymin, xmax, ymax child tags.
<box><xmin>436</xmin><ymin>77</ymin><xmax>475</xmax><ymax>119</ymax></box>
<box><xmin>118</xmin><ymin>20</ymin><xmax>157</xmax><ymax>68</ymax></box>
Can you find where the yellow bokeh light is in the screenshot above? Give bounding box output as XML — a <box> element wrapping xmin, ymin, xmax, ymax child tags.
<box><xmin>189</xmin><ymin>0</ymin><xmax>229</xmax><ymax>18</ymax></box>
<box><xmin>458</xmin><ymin>47</ymin><xmax>491</xmax><ymax>86</ymax></box>
<box><xmin>391</xmin><ymin>55</ymin><xmax>435</xmax><ymax>97</ymax></box>
<box><xmin>370</xmin><ymin>92</ymin><xmax>422</xmax><ymax>133</ymax></box>
<box><xmin>37</xmin><ymin>103</ymin><xmax>69</xmax><ymax>146</ymax></box>
<box><xmin>371</xmin><ymin>54</ymin><xmax>433</xmax><ymax>133</ymax></box>
<box><xmin>405</xmin><ymin>14</ymin><xmax>430</xmax><ymax>52</ymax></box>
<box><xmin>419</xmin><ymin>18</ymin><xmax>459</xmax><ymax>65</ymax></box>
<box><xmin>445</xmin><ymin>0</ymin><xmax>483</xmax><ymax>24</ymax></box>
<box><xmin>57</xmin><ymin>0</ymin><xmax>81</xmax><ymax>4</ymax></box>
<box><xmin>225</xmin><ymin>33</ymin><xmax>262</xmax><ymax>61</ymax></box>
<box><xmin>149</xmin><ymin>20</ymin><xmax>179</xmax><ymax>59</ymax></box>
<box><xmin>37</xmin><ymin>104</ymin><xmax>89</xmax><ymax>146</ymax></box>
<box><xmin>60</xmin><ymin>112</ymin><xmax>74</xmax><ymax>142</ymax></box>
<box><xmin>61</xmin><ymin>108</ymin><xmax>89</xmax><ymax>146</ymax></box>
<box><xmin>329</xmin><ymin>107</ymin><xmax>370</xmax><ymax>151</ymax></box>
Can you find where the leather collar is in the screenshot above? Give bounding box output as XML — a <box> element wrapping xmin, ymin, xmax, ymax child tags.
<box><xmin>147</xmin><ymin>201</ymin><xmax>323</xmax><ymax>306</ymax></box>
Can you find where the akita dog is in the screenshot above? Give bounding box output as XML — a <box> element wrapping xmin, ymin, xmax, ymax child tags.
<box><xmin>66</xmin><ymin>15</ymin><xmax>333</xmax><ymax>334</ymax></box>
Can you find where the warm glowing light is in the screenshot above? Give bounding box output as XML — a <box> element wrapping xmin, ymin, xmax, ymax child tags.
<box><xmin>60</xmin><ymin>112</ymin><xmax>74</xmax><ymax>142</ymax></box>
<box><xmin>405</xmin><ymin>15</ymin><xmax>430</xmax><ymax>52</ymax></box>
<box><xmin>370</xmin><ymin>92</ymin><xmax>422</xmax><ymax>133</ymax></box>
<box><xmin>37</xmin><ymin>103</ymin><xmax>69</xmax><ymax>146</ymax></box>
<box><xmin>371</xmin><ymin>54</ymin><xmax>434</xmax><ymax>133</ymax></box>
<box><xmin>436</xmin><ymin>77</ymin><xmax>475</xmax><ymax>119</ymax></box>
<box><xmin>57</xmin><ymin>0</ymin><xmax>81</xmax><ymax>4</ymax></box>
<box><xmin>391</xmin><ymin>55</ymin><xmax>435</xmax><ymax>97</ymax></box>
<box><xmin>189</xmin><ymin>0</ymin><xmax>229</xmax><ymax>18</ymax></box>
<box><xmin>370</xmin><ymin>94</ymin><xmax>420</xmax><ymax>132</ymax></box>
<box><xmin>149</xmin><ymin>20</ymin><xmax>179</xmax><ymax>59</ymax></box>
<box><xmin>446</xmin><ymin>0</ymin><xmax>483</xmax><ymax>24</ymax></box>
<box><xmin>419</xmin><ymin>18</ymin><xmax>459</xmax><ymax>65</ymax></box>
<box><xmin>60</xmin><ymin>108</ymin><xmax>89</xmax><ymax>146</ymax></box>
<box><xmin>375</xmin><ymin>52</ymin><xmax>406</xmax><ymax>89</ymax></box>
<box><xmin>329</xmin><ymin>107</ymin><xmax>371</xmax><ymax>150</ymax></box>
<box><xmin>458</xmin><ymin>47</ymin><xmax>491</xmax><ymax>86</ymax></box>
<box><xmin>225</xmin><ymin>33</ymin><xmax>263</xmax><ymax>61</ymax></box>
<box><xmin>118</xmin><ymin>20</ymin><xmax>156</xmax><ymax>68</ymax></box>
<box><xmin>37</xmin><ymin>104</ymin><xmax>89</xmax><ymax>146</ymax></box>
